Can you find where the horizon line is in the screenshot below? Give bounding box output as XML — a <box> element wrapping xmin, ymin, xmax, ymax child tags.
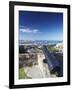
<box><xmin>19</xmin><ymin>40</ymin><xmax>63</xmax><ymax>41</ymax></box>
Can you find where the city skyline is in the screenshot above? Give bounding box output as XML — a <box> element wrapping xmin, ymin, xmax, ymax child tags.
<box><xmin>19</xmin><ymin>11</ymin><xmax>63</xmax><ymax>41</ymax></box>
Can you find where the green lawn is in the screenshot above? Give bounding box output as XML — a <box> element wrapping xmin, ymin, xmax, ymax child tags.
<box><xmin>47</xmin><ymin>46</ymin><xmax>59</xmax><ymax>52</ymax></box>
<box><xmin>35</xmin><ymin>48</ymin><xmax>43</xmax><ymax>53</ymax></box>
<box><xmin>19</xmin><ymin>68</ymin><xmax>32</xmax><ymax>79</ymax></box>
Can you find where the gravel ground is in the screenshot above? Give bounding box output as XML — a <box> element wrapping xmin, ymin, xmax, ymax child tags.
<box><xmin>24</xmin><ymin>65</ymin><xmax>43</xmax><ymax>78</ymax></box>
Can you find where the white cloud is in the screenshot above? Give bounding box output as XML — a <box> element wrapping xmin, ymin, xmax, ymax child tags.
<box><xmin>20</xmin><ymin>28</ymin><xmax>40</xmax><ymax>33</ymax></box>
<box><xmin>20</xmin><ymin>26</ymin><xmax>25</xmax><ymax>28</ymax></box>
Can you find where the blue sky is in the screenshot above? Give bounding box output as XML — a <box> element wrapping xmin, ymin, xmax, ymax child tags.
<box><xmin>19</xmin><ymin>11</ymin><xmax>63</xmax><ymax>41</ymax></box>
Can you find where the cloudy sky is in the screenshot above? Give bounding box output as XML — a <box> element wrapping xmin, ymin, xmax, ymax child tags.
<box><xmin>19</xmin><ymin>11</ymin><xmax>63</xmax><ymax>41</ymax></box>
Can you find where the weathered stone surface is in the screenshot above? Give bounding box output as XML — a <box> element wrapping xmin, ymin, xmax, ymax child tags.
<box><xmin>19</xmin><ymin>53</ymin><xmax>38</xmax><ymax>68</ymax></box>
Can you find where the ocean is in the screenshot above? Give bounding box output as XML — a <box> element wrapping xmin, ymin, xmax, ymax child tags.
<box><xmin>19</xmin><ymin>40</ymin><xmax>63</xmax><ymax>45</ymax></box>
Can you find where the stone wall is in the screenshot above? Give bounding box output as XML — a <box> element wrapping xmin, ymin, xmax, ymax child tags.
<box><xmin>19</xmin><ymin>53</ymin><xmax>38</xmax><ymax>68</ymax></box>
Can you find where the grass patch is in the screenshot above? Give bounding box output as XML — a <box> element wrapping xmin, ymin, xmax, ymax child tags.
<box><xmin>35</xmin><ymin>48</ymin><xmax>43</xmax><ymax>53</ymax></box>
<box><xmin>19</xmin><ymin>68</ymin><xmax>32</xmax><ymax>79</ymax></box>
<box><xmin>47</xmin><ymin>46</ymin><xmax>59</xmax><ymax>52</ymax></box>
